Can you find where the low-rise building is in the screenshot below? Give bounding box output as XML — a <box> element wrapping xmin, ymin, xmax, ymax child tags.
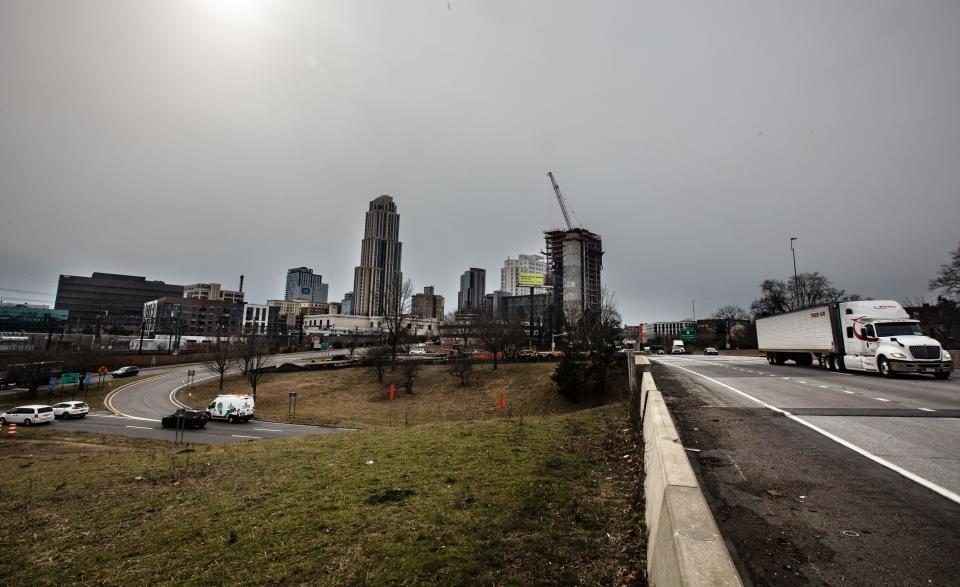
<box><xmin>0</xmin><ymin>303</ymin><xmax>69</xmax><ymax>333</ymax></box>
<box><xmin>143</xmin><ymin>297</ymin><xmax>242</xmax><ymax>338</ymax></box>
<box><xmin>303</xmin><ymin>314</ymin><xmax>440</xmax><ymax>338</ymax></box>
<box><xmin>183</xmin><ymin>282</ymin><xmax>245</xmax><ymax>304</ymax></box>
<box><xmin>242</xmin><ymin>303</ymin><xmax>280</xmax><ymax>335</ymax></box>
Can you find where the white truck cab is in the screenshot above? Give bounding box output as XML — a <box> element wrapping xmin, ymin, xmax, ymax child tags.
<box><xmin>840</xmin><ymin>301</ymin><xmax>951</xmax><ymax>378</ymax></box>
<box><xmin>206</xmin><ymin>394</ymin><xmax>255</xmax><ymax>423</ymax></box>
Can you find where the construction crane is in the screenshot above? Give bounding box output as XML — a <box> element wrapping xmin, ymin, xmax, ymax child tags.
<box><xmin>547</xmin><ymin>171</ymin><xmax>575</xmax><ymax>230</ymax></box>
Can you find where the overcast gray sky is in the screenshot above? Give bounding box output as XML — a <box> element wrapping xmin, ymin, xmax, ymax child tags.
<box><xmin>2</xmin><ymin>0</ymin><xmax>959</xmax><ymax>324</ymax></box>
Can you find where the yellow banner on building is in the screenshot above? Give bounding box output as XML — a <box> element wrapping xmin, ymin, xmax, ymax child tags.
<box><xmin>518</xmin><ymin>272</ymin><xmax>546</xmax><ymax>287</ymax></box>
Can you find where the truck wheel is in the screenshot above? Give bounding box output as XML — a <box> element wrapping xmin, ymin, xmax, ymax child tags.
<box><xmin>934</xmin><ymin>372</ymin><xmax>951</xmax><ymax>380</ymax></box>
<box><xmin>824</xmin><ymin>355</ymin><xmax>835</xmax><ymax>371</ymax></box>
<box><xmin>767</xmin><ymin>353</ymin><xmax>776</xmax><ymax>365</ymax></box>
<box><xmin>227</xmin><ymin>415</ymin><xmax>236</xmax><ymax>424</ymax></box>
<box><xmin>877</xmin><ymin>357</ymin><xmax>896</xmax><ymax>378</ymax></box>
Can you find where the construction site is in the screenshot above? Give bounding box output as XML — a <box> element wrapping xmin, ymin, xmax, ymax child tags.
<box><xmin>544</xmin><ymin>172</ymin><xmax>604</xmax><ymax>321</ymax></box>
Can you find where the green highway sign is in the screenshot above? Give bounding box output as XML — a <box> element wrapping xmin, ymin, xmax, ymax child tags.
<box><xmin>680</xmin><ymin>328</ymin><xmax>697</xmax><ymax>342</ymax></box>
<box><xmin>60</xmin><ymin>372</ymin><xmax>80</xmax><ymax>385</ymax></box>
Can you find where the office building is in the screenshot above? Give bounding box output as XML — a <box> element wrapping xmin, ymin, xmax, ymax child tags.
<box><xmin>267</xmin><ymin>299</ymin><xmax>340</xmax><ymax>332</ymax></box>
<box><xmin>56</xmin><ymin>273</ymin><xmax>184</xmax><ymax>333</ymax></box>
<box><xmin>501</xmin><ymin>254</ymin><xmax>548</xmax><ymax>296</ymax></box>
<box><xmin>458</xmin><ymin>268</ymin><xmax>485</xmax><ymax>313</ymax></box>
<box><xmin>544</xmin><ymin>228</ymin><xmax>603</xmax><ymax>320</ymax></box>
<box><xmin>242</xmin><ymin>303</ymin><xmax>280</xmax><ymax>335</ymax></box>
<box><xmin>352</xmin><ymin>196</ymin><xmax>403</xmax><ymax>316</ymax></box>
<box><xmin>340</xmin><ymin>292</ymin><xmax>353</xmax><ymax>316</ymax></box>
<box><xmin>0</xmin><ymin>303</ymin><xmax>69</xmax><ymax>333</ymax></box>
<box><xmin>183</xmin><ymin>282</ymin><xmax>244</xmax><ymax>304</ymax></box>
<box><xmin>142</xmin><ymin>297</ymin><xmax>242</xmax><ymax>338</ymax></box>
<box><xmin>285</xmin><ymin>267</ymin><xmax>328</xmax><ymax>303</ymax></box>
<box><xmin>411</xmin><ymin>286</ymin><xmax>445</xmax><ymax>320</ymax></box>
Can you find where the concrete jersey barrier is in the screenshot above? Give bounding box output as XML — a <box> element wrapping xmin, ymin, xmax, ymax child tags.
<box><xmin>631</xmin><ymin>354</ymin><xmax>742</xmax><ymax>586</ymax></box>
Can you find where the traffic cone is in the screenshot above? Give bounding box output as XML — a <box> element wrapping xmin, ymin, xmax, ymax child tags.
<box><xmin>7</xmin><ymin>422</ymin><xmax>17</xmax><ymax>437</ymax></box>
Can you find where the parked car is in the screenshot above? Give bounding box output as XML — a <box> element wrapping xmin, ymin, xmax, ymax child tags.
<box><xmin>111</xmin><ymin>366</ymin><xmax>139</xmax><ymax>378</ymax></box>
<box><xmin>0</xmin><ymin>405</ymin><xmax>55</xmax><ymax>426</ymax></box>
<box><xmin>703</xmin><ymin>347</ymin><xmax>719</xmax><ymax>356</ymax></box>
<box><xmin>161</xmin><ymin>409</ymin><xmax>208</xmax><ymax>429</ymax></box>
<box><xmin>52</xmin><ymin>401</ymin><xmax>90</xmax><ymax>419</ymax></box>
<box><xmin>409</xmin><ymin>347</ymin><xmax>427</xmax><ymax>355</ymax></box>
<box><xmin>0</xmin><ymin>371</ymin><xmax>12</xmax><ymax>390</ymax></box>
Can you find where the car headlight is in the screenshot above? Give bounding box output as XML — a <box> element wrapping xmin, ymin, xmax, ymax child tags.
<box><xmin>944</xmin><ymin>351</ymin><xmax>952</xmax><ymax>361</ymax></box>
<box><xmin>890</xmin><ymin>352</ymin><xmax>907</xmax><ymax>359</ymax></box>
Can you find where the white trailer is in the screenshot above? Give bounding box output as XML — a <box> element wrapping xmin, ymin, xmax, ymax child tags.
<box><xmin>757</xmin><ymin>300</ymin><xmax>952</xmax><ymax>379</ymax></box>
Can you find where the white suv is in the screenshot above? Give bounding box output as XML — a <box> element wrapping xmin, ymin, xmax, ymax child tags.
<box><xmin>52</xmin><ymin>401</ymin><xmax>90</xmax><ymax>420</ymax></box>
<box><xmin>0</xmin><ymin>405</ymin><xmax>55</xmax><ymax>426</ymax></box>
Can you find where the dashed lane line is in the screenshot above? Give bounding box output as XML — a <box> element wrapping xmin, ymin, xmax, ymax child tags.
<box><xmin>652</xmin><ymin>359</ymin><xmax>960</xmax><ymax>507</ymax></box>
<box><xmin>231</xmin><ymin>435</ymin><xmax>262</xmax><ymax>439</ymax></box>
<box><xmin>919</xmin><ymin>408</ymin><xmax>937</xmax><ymax>412</ymax></box>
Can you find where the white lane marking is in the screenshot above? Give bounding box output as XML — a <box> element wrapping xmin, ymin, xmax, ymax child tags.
<box><xmin>169</xmin><ymin>374</ymin><xmax>219</xmax><ymax>409</ymax></box>
<box><xmin>90</xmin><ymin>414</ymin><xmax>162</xmax><ymax>423</ymax></box>
<box><xmin>231</xmin><ymin>435</ymin><xmax>262</xmax><ymax>439</ymax></box>
<box><xmin>874</xmin><ymin>398</ymin><xmax>891</xmax><ymax>402</ymax></box>
<box><xmin>252</xmin><ymin>428</ymin><xmax>283</xmax><ymax>432</ymax></box>
<box><xmin>919</xmin><ymin>408</ymin><xmax>936</xmax><ymax>412</ymax></box>
<box><xmin>653</xmin><ymin>359</ymin><xmax>960</xmax><ymax>507</ymax></box>
<box><xmin>782</xmin><ymin>377</ymin><xmax>791</xmax><ymax>380</ymax></box>
<box><xmin>841</xmin><ymin>390</ymin><xmax>855</xmax><ymax>394</ymax></box>
<box><xmin>125</xmin><ymin>425</ymin><xmax>153</xmax><ymax>430</ymax></box>
<box><xmin>818</xmin><ymin>385</ymin><xmax>829</xmax><ymax>389</ymax></box>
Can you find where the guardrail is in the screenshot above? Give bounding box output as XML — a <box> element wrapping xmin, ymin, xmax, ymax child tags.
<box><xmin>629</xmin><ymin>353</ymin><xmax>742</xmax><ymax>586</ymax></box>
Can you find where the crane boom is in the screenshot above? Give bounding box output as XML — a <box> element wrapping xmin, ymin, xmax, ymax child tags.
<box><xmin>547</xmin><ymin>171</ymin><xmax>574</xmax><ymax>230</ymax></box>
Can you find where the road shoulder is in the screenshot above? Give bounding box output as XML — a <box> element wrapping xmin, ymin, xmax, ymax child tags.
<box><xmin>652</xmin><ymin>363</ymin><xmax>960</xmax><ymax>586</ymax></box>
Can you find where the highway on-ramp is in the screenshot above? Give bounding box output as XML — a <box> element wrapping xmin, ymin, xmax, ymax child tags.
<box><xmin>76</xmin><ymin>350</ymin><xmax>344</xmax><ymax>444</ymax></box>
<box><xmin>651</xmin><ymin>353</ymin><xmax>960</xmax><ymax>585</ymax></box>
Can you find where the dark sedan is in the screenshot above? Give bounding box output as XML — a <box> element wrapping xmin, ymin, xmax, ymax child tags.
<box><xmin>111</xmin><ymin>366</ymin><xmax>140</xmax><ymax>378</ymax></box>
<box><xmin>161</xmin><ymin>409</ymin><xmax>208</xmax><ymax>429</ymax></box>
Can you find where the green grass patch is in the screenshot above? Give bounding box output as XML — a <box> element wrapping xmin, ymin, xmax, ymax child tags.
<box><xmin>0</xmin><ymin>405</ymin><xmax>645</xmax><ymax>585</ymax></box>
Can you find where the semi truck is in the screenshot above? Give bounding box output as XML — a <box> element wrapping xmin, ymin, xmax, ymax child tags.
<box><xmin>756</xmin><ymin>300</ymin><xmax>952</xmax><ymax>379</ymax></box>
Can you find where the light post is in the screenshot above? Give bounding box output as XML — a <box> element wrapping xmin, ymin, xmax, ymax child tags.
<box><xmin>790</xmin><ymin>237</ymin><xmax>798</xmax><ymax>284</ymax></box>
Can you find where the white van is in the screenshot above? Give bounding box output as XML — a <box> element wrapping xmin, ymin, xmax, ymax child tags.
<box><xmin>206</xmin><ymin>394</ymin><xmax>255</xmax><ymax>423</ymax></box>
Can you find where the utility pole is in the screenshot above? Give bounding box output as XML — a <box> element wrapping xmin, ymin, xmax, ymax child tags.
<box><xmin>790</xmin><ymin>237</ymin><xmax>798</xmax><ymax>284</ymax></box>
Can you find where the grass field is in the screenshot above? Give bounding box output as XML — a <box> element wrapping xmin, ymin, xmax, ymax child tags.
<box><xmin>178</xmin><ymin>363</ymin><xmax>579</xmax><ymax>428</ymax></box>
<box><xmin>0</xmin><ymin>404</ymin><xmax>645</xmax><ymax>585</ymax></box>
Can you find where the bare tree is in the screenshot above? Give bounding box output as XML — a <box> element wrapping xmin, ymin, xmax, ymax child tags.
<box><xmin>233</xmin><ymin>335</ymin><xmax>274</xmax><ymax>400</ymax></box>
<box><xmin>475</xmin><ymin>311</ymin><xmax>526</xmax><ymax>370</ymax></box>
<box><xmin>554</xmin><ymin>290</ymin><xmax>622</xmax><ymax>403</ymax></box>
<box><xmin>929</xmin><ymin>241</ymin><xmax>960</xmax><ymax>300</ymax></box>
<box><xmin>202</xmin><ymin>331</ymin><xmax>235</xmax><ymax>390</ymax></box>
<box><xmin>448</xmin><ymin>354</ymin><xmax>474</xmax><ymax>387</ymax></box>
<box><xmin>751</xmin><ymin>272</ymin><xmax>862</xmax><ymax>317</ymax></box>
<box><xmin>401</xmin><ymin>362</ymin><xmax>420</xmax><ymax>395</ymax></box>
<box><xmin>365</xmin><ymin>345</ymin><xmax>390</xmax><ymax>383</ymax></box>
<box><xmin>381</xmin><ymin>278</ymin><xmax>414</xmax><ymax>369</ymax></box>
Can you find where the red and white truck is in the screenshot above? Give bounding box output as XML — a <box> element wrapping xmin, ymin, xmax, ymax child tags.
<box><xmin>756</xmin><ymin>300</ymin><xmax>952</xmax><ymax>379</ymax></box>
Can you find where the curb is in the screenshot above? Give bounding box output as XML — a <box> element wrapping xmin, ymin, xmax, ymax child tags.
<box><xmin>629</xmin><ymin>353</ymin><xmax>742</xmax><ymax>586</ymax></box>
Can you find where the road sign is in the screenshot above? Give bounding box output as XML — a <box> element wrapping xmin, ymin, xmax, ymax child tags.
<box><xmin>61</xmin><ymin>372</ymin><xmax>80</xmax><ymax>385</ymax></box>
<box><xmin>319</xmin><ymin>343</ymin><xmax>329</xmax><ymax>351</ymax></box>
<box><xmin>49</xmin><ymin>376</ymin><xmax>56</xmax><ymax>387</ymax></box>
<box><xmin>83</xmin><ymin>375</ymin><xmax>92</xmax><ymax>385</ymax></box>
<box><xmin>680</xmin><ymin>328</ymin><xmax>697</xmax><ymax>342</ymax></box>
<box><xmin>98</xmin><ymin>366</ymin><xmax>108</xmax><ymax>376</ymax></box>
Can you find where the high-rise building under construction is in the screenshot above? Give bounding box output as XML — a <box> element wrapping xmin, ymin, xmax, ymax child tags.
<box><xmin>544</xmin><ymin>228</ymin><xmax>603</xmax><ymax>320</ymax></box>
<box><xmin>352</xmin><ymin>195</ymin><xmax>403</xmax><ymax>316</ymax></box>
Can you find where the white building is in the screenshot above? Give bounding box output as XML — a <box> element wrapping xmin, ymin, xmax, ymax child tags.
<box><xmin>303</xmin><ymin>313</ymin><xmax>440</xmax><ymax>337</ymax></box>
<box><xmin>501</xmin><ymin>254</ymin><xmax>549</xmax><ymax>296</ymax></box>
<box><xmin>242</xmin><ymin>303</ymin><xmax>277</xmax><ymax>334</ymax></box>
<box><xmin>642</xmin><ymin>321</ymin><xmax>695</xmax><ymax>344</ymax></box>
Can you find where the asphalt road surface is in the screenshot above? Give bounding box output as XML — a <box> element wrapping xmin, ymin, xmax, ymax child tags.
<box><xmin>73</xmin><ymin>350</ymin><xmax>342</xmax><ymax>444</ymax></box>
<box><xmin>652</xmin><ymin>354</ymin><xmax>960</xmax><ymax>586</ymax></box>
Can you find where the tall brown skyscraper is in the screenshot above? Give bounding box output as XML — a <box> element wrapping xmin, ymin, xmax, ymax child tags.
<box><xmin>352</xmin><ymin>195</ymin><xmax>403</xmax><ymax>316</ymax></box>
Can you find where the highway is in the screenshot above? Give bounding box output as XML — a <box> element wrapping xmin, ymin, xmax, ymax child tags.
<box><xmin>651</xmin><ymin>354</ymin><xmax>960</xmax><ymax>585</ymax></box>
<box><xmin>72</xmin><ymin>350</ymin><xmax>343</xmax><ymax>444</ymax></box>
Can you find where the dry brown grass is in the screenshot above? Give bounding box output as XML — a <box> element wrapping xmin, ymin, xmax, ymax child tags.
<box><xmin>178</xmin><ymin>362</ymin><xmax>578</xmax><ymax>428</ymax></box>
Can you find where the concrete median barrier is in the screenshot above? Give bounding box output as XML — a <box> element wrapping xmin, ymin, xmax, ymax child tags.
<box><xmin>630</xmin><ymin>353</ymin><xmax>742</xmax><ymax>586</ymax></box>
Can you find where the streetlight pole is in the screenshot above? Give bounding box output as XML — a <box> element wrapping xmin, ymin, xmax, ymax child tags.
<box><xmin>790</xmin><ymin>237</ymin><xmax>798</xmax><ymax>284</ymax></box>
